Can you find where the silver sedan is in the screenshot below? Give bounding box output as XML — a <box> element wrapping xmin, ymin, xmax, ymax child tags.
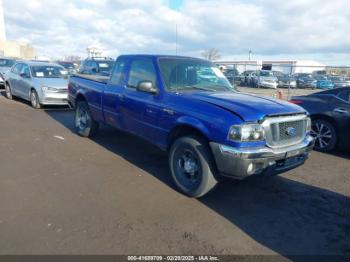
<box><xmin>4</xmin><ymin>61</ymin><xmax>69</xmax><ymax>108</ymax></box>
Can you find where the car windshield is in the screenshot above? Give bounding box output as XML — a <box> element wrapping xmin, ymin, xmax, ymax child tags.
<box><xmin>158</xmin><ymin>58</ymin><xmax>234</xmax><ymax>92</ymax></box>
<box><xmin>259</xmin><ymin>71</ymin><xmax>273</xmax><ymax>77</ymax></box>
<box><xmin>0</xmin><ymin>59</ymin><xmax>16</xmax><ymax>67</ymax></box>
<box><xmin>97</xmin><ymin>61</ymin><xmax>114</xmax><ymax>73</ymax></box>
<box><xmin>59</xmin><ymin>62</ymin><xmax>76</xmax><ymax>69</ymax></box>
<box><xmin>31</xmin><ymin>66</ymin><xmax>67</xmax><ymax>78</ymax></box>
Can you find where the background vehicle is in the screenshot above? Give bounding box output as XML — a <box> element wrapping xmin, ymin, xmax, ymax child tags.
<box><xmin>295</xmin><ymin>73</ymin><xmax>317</xmax><ymax>89</ymax></box>
<box><xmin>4</xmin><ymin>61</ymin><xmax>69</xmax><ymax>108</ymax></box>
<box><xmin>277</xmin><ymin>74</ymin><xmax>297</xmax><ymax>88</ymax></box>
<box><xmin>0</xmin><ymin>57</ymin><xmax>17</xmax><ymax>87</ymax></box>
<box><xmin>69</xmin><ymin>55</ymin><xmax>313</xmax><ymax>198</ymax></box>
<box><xmin>313</xmin><ymin>75</ymin><xmax>334</xmax><ymax>89</ymax></box>
<box><xmin>56</xmin><ymin>61</ymin><xmax>79</xmax><ymax>75</ymax></box>
<box><xmin>223</xmin><ymin>68</ymin><xmax>241</xmax><ymax>85</ymax></box>
<box><xmin>290</xmin><ymin>87</ymin><xmax>350</xmax><ymax>152</ymax></box>
<box><xmin>251</xmin><ymin>70</ymin><xmax>278</xmax><ymax>88</ymax></box>
<box><xmin>328</xmin><ymin>75</ymin><xmax>350</xmax><ymax>88</ymax></box>
<box><xmin>241</xmin><ymin>70</ymin><xmax>255</xmax><ymax>86</ymax></box>
<box><xmin>78</xmin><ymin>57</ymin><xmax>115</xmax><ymax>76</ymax></box>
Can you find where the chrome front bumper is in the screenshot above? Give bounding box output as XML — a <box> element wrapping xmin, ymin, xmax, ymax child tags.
<box><xmin>41</xmin><ymin>92</ymin><xmax>69</xmax><ymax>105</ymax></box>
<box><xmin>210</xmin><ymin>135</ymin><xmax>314</xmax><ymax>179</ymax></box>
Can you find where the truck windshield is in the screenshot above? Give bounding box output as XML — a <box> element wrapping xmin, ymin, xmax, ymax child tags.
<box><xmin>158</xmin><ymin>58</ymin><xmax>234</xmax><ymax>92</ymax></box>
<box><xmin>31</xmin><ymin>66</ymin><xmax>67</xmax><ymax>78</ymax></box>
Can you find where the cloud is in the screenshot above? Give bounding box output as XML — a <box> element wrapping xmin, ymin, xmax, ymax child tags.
<box><xmin>3</xmin><ymin>0</ymin><xmax>350</xmax><ymax>64</ymax></box>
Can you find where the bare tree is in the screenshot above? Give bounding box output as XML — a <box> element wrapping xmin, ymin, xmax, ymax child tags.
<box><xmin>201</xmin><ymin>48</ymin><xmax>221</xmax><ymax>61</ymax></box>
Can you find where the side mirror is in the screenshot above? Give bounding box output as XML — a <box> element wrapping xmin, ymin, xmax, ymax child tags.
<box><xmin>20</xmin><ymin>73</ymin><xmax>30</xmax><ymax>78</ymax></box>
<box><xmin>137</xmin><ymin>81</ymin><xmax>158</xmax><ymax>94</ymax></box>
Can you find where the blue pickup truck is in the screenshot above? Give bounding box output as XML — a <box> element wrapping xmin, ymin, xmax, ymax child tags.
<box><xmin>68</xmin><ymin>55</ymin><xmax>314</xmax><ymax>197</ymax></box>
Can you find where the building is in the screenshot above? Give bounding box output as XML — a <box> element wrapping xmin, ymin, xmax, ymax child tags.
<box><xmin>216</xmin><ymin>60</ymin><xmax>326</xmax><ymax>74</ymax></box>
<box><xmin>0</xmin><ymin>40</ymin><xmax>37</xmax><ymax>59</ymax></box>
<box><xmin>0</xmin><ymin>0</ymin><xmax>37</xmax><ymax>59</ymax></box>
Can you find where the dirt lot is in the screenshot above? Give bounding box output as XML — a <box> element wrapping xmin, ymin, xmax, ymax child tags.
<box><xmin>0</xmin><ymin>91</ymin><xmax>349</xmax><ymax>256</ymax></box>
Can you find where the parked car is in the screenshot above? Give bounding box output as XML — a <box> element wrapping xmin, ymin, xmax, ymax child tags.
<box><xmin>277</xmin><ymin>74</ymin><xmax>297</xmax><ymax>88</ymax></box>
<box><xmin>0</xmin><ymin>57</ymin><xmax>17</xmax><ymax>87</ymax></box>
<box><xmin>290</xmin><ymin>87</ymin><xmax>350</xmax><ymax>152</ymax></box>
<box><xmin>328</xmin><ymin>75</ymin><xmax>350</xmax><ymax>88</ymax></box>
<box><xmin>294</xmin><ymin>73</ymin><xmax>317</xmax><ymax>89</ymax></box>
<box><xmin>4</xmin><ymin>61</ymin><xmax>69</xmax><ymax>108</ymax></box>
<box><xmin>68</xmin><ymin>54</ymin><xmax>313</xmax><ymax>198</ymax></box>
<box><xmin>56</xmin><ymin>61</ymin><xmax>79</xmax><ymax>75</ymax></box>
<box><xmin>78</xmin><ymin>57</ymin><xmax>115</xmax><ymax>76</ymax></box>
<box><xmin>313</xmin><ymin>75</ymin><xmax>334</xmax><ymax>89</ymax></box>
<box><xmin>241</xmin><ymin>70</ymin><xmax>256</xmax><ymax>86</ymax></box>
<box><xmin>224</xmin><ymin>68</ymin><xmax>241</xmax><ymax>85</ymax></box>
<box><xmin>251</xmin><ymin>70</ymin><xmax>278</xmax><ymax>89</ymax></box>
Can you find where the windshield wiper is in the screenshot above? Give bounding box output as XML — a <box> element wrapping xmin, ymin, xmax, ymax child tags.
<box><xmin>180</xmin><ymin>85</ymin><xmax>215</xmax><ymax>92</ymax></box>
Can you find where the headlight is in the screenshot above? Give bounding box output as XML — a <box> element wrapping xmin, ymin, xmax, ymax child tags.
<box><xmin>228</xmin><ymin>124</ymin><xmax>265</xmax><ymax>142</ymax></box>
<box><xmin>42</xmin><ymin>86</ymin><xmax>58</xmax><ymax>92</ymax></box>
<box><xmin>306</xmin><ymin>117</ymin><xmax>312</xmax><ymax>133</ymax></box>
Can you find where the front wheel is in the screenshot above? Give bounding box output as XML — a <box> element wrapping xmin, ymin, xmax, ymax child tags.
<box><xmin>75</xmin><ymin>100</ymin><xmax>99</xmax><ymax>137</ymax></box>
<box><xmin>169</xmin><ymin>136</ymin><xmax>218</xmax><ymax>198</ymax></box>
<box><xmin>30</xmin><ymin>89</ymin><xmax>41</xmax><ymax>109</ymax></box>
<box><xmin>311</xmin><ymin>119</ymin><xmax>337</xmax><ymax>152</ymax></box>
<box><xmin>5</xmin><ymin>83</ymin><xmax>13</xmax><ymax>100</ymax></box>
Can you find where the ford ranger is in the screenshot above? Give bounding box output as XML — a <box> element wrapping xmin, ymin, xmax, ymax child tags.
<box><xmin>68</xmin><ymin>55</ymin><xmax>314</xmax><ymax>198</ymax></box>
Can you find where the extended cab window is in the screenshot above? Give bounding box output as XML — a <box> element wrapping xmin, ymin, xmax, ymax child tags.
<box><xmin>127</xmin><ymin>59</ymin><xmax>156</xmax><ymax>88</ymax></box>
<box><xmin>110</xmin><ymin>58</ymin><xmax>127</xmax><ymax>85</ymax></box>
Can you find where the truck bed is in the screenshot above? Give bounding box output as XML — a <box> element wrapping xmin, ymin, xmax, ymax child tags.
<box><xmin>72</xmin><ymin>73</ymin><xmax>109</xmax><ymax>84</ymax></box>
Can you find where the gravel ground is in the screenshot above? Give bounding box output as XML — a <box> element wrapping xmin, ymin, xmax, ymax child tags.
<box><xmin>0</xmin><ymin>91</ymin><xmax>349</xmax><ymax>256</ymax></box>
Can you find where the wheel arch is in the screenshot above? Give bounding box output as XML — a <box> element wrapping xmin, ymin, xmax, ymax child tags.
<box><xmin>167</xmin><ymin>121</ymin><xmax>210</xmax><ymax>151</ymax></box>
<box><xmin>311</xmin><ymin>114</ymin><xmax>338</xmax><ymax>132</ymax></box>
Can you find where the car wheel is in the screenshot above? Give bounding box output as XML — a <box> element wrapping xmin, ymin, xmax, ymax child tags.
<box><xmin>30</xmin><ymin>90</ymin><xmax>41</xmax><ymax>109</ymax></box>
<box><xmin>75</xmin><ymin>100</ymin><xmax>99</xmax><ymax>137</ymax></box>
<box><xmin>5</xmin><ymin>83</ymin><xmax>13</xmax><ymax>100</ymax></box>
<box><xmin>169</xmin><ymin>136</ymin><xmax>218</xmax><ymax>198</ymax></box>
<box><xmin>310</xmin><ymin>119</ymin><xmax>337</xmax><ymax>152</ymax></box>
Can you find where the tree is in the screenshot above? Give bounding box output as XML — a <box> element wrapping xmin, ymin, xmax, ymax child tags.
<box><xmin>201</xmin><ymin>48</ymin><xmax>221</xmax><ymax>61</ymax></box>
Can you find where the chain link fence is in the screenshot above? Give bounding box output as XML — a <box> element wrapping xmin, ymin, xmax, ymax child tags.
<box><xmin>215</xmin><ymin>61</ymin><xmax>350</xmax><ymax>100</ymax></box>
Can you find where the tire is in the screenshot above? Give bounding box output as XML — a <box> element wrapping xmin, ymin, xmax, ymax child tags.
<box><xmin>30</xmin><ymin>89</ymin><xmax>41</xmax><ymax>109</ymax></box>
<box><xmin>5</xmin><ymin>83</ymin><xmax>13</xmax><ymax>100</ymax></box>
<box><xmin>311</xmin><ymin>119</ymin><xmax>337</xmax><ymax>152</ymax></box>
<box><xmin>169</xmin><ymin>136</ymin><xmax>218</xmax><ymax>198</ymax></box>
<box><xmin>75</xmin><ymin>100</ymin><xmax>99</xmax><ymax>137</ymax></box>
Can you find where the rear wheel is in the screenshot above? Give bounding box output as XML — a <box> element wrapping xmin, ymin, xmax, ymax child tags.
<box><xmin>30</xmin><ymin>90</ymin><xmax>41</xmax><ymax>109</ymax></box>
<box><xmin>5</xmin><ymin>83</ymin><xmax>13</xmax><ymax>100</ymax></box>
<box><xmin>311</xmin><ymin>119</ymin><xmax>337</xmax><ymax>152</ymax></box>
<box><xmin>169</xmin><ymin>136</ymin><xmax>218</xmax><ymax>198</ymax></box>
<box><xmin>75</xmin><ymin>100</ymin><xmax>99</xmax><ymax>137</ymax></box>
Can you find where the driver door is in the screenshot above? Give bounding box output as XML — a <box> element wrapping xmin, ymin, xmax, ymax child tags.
<box><xmin>17</xmin><ymin>64</ymin><xmax>32</xmax><ymax>100</ymax></box>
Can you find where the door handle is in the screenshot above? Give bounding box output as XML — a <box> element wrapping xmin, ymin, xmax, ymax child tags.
<box><xmin>334</xmin><ymin>108</ymin><xmax>348</xmax><ymax>114</ymax></box>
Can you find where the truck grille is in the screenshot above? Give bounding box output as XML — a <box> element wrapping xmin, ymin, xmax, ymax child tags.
<box><xmin>263</xmin><ymin>115</ymin><xmax>307</xmax><ymax>148</ymax></box>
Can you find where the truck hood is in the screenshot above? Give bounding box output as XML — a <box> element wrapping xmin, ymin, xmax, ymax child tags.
<box><xmin>186</xmin><ymin>91</ymin><xmax>305</xmax><ymax>122</ymax></box>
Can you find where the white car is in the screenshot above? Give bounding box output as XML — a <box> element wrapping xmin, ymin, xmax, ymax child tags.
<box><xmin>252</xmin><ymin>70</ymin><xmax>278</xmax><ymax>89</ymax></box>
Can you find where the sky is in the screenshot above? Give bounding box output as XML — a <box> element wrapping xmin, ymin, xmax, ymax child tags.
<box><xmin>3</xmin><ymin>0</ymin><xmax>350</xmax><ymax>65</ymax></box>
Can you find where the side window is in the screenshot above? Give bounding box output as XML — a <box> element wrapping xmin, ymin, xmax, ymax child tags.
<box><xmin>20</xmin><ymin>64</ymin><xmax>30</xmax><ymax>76</ymax></box>
<box><xmin>337</xmin><ymin>90</ymin><xmax>350</xmax><ymax>102</ymax></box>
<box><xmin>91</xmin><ymin>61</ymin><xmax>98</xmax><ymax>72</ymax></box>
<box><xmin>110</xmin><ymin>58</ymin><xmax>127</xmax><ymax>85</ymax></box>
<box><xmin>12</xmin><ymin>63</ymin><xmax>23</xmax><ymax>75</ymax></box>
<box><xmin>127</xmin><ymin>58</ymin><xmax>157</xmax><ymax>88</ymax></box>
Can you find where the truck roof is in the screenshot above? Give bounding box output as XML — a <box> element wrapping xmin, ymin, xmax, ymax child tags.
<box><xmin>117</xmin><ymin>54</ymin><xmax>210</xmax><ymax>62</ymax></box>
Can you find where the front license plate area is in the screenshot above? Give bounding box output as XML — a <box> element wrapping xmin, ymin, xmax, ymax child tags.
<box><xmin>286</xmin><ymin>149</ymin><xmax>303</xmax><ymax>158</ymax></box>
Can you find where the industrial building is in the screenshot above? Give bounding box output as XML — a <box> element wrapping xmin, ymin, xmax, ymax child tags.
<box><xmin>217</xmin><ymin>60</ymin><xmax>326</xmax><ymax>74</ymax></box>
